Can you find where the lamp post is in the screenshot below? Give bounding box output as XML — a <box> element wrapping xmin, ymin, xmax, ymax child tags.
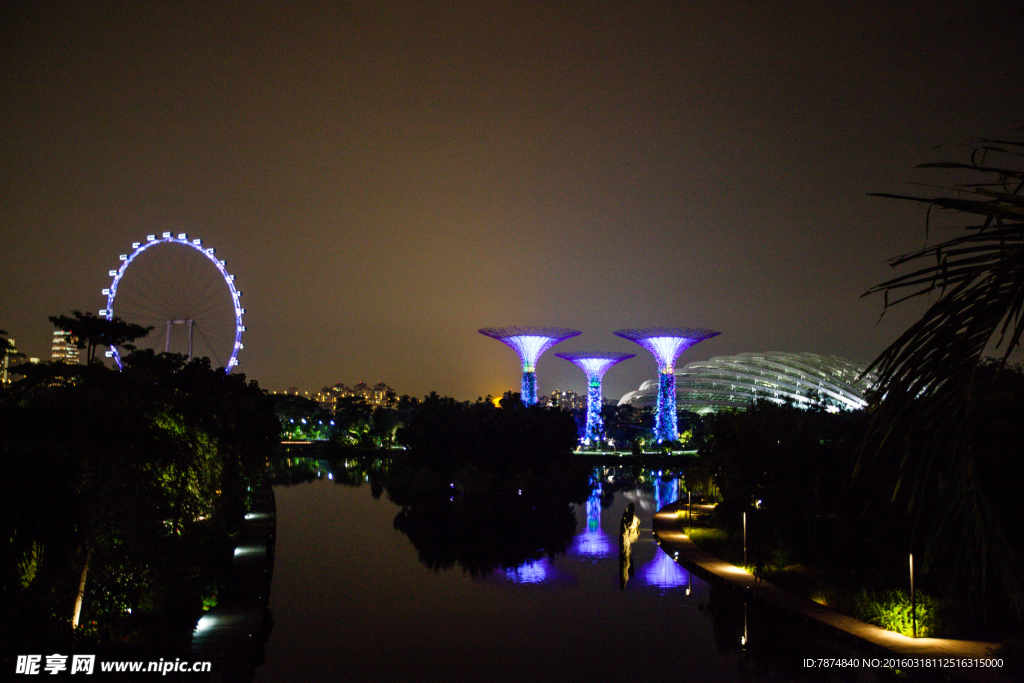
<box><xmin>743</xmin><ymin>511</ymin><xmax>747</xmax><ymax>568</ymax></box>
<box><xmin>910</xmin><ymin>553</ymin><xmax>916</xmax><ymax>638</ymax></box>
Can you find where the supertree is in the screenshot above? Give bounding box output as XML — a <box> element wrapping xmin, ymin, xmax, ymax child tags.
<box><xmin>478</xmin><ymin>327</ymin><xmax>581</xmax><ymax>406</ymax></box>
<box><xmin>555</xmin><ymin>352</ymin><xmax>634</xmax><ymax>443</ymax></box>
<box><xmin>613</xmin><ymin>328</ymin><xmax>719</xmax><ymax>442</ymax></box>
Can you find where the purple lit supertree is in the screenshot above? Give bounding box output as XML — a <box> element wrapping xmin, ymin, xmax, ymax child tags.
<box><xmin>555</xmin><ymin>352</ymin><xmax>634</xmax><ymax>443</ymax></box>
<box><xmin>478</xmin><ymin>327</ymin><xmax>581</xmax><ymax>406</ymax></box>
<box><xmin>613</xmin><ymin>328</ymin><xmax>719</xmax><ymax>442</ymax></box>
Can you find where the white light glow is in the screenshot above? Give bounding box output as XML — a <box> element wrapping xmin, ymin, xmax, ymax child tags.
<box><xmin>195</xmin><ymin>614</ymin><xmax>216</xmax><ymax>632</ymax></box>
<box><xmin>643</xmin><ymin>336</ymin><xmax>696</xmax><ymax>369</ymax></box>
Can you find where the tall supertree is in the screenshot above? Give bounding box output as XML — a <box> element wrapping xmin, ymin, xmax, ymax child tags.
<box><xmin>613</xmin><ymin>328</ymin><xmax>719</xmax><ymax>442</ymax></box>
<box><xmin>555</xmin><ymin>352</ymin><xmax>634</xmax><ymax>442</ymax></box>
<box><xmin>478</xmin><ymin>327</ymin><xmax>581</xmax><ymax>406</ymax></box>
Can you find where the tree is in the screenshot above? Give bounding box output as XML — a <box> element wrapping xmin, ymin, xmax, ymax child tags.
<box><xmin>861</xmin><ymin>134</ymin><xmax>1024</xmax><ymax>610</ymax></box>
<box><xmin>48</xmin><ymin>310</ymin><xmax>153</xmax><ymax>366</ymax></box>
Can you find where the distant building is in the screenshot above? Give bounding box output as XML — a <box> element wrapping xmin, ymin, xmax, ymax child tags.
<box><xmin>51</xmin><ymin>330</ymin><xmax>80</xmax><ymax>364</ymax></box>
<box><xmin>315</xmin><ymin>380</ymin><xmax>395</xmax><ymax>412</ymax></box>
<box><xmin>2</xmin><ymin>336</ymin><xmax>17</xmax><ymax>385</ymax></box>
<box><xmin>544</xmin><ymin>389</ymin><xmax>585</xmax><ymax>411</ymax></box>
<box><xmin>370</xmin><ymin>381</ymin><xmax>393</xmax><ymax>406</ymax></box>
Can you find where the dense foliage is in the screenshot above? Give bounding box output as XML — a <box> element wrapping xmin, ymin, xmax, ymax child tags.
<box><xmin>274</xmin><ymin>392</ymin><xmax>418</xmax><ymax>449</ymax></box>
<box><xmin>863</xmin><ymin>137</ymin><xmax>1024</xmax><ymax>613</ymax></box>
<box><xmin>396</xmin><ymin>392</ymin><xmax>580</xmax><ymax>487</ymax></box>
<box><xmin>700</xmin><ymin>401</ymin><xmax>867</xmax><ymax>569</ymax></box>
<box><xmin>699</xmin><ymin>365</ymin><xmax>1024</xmax><ymax>637</ymax></box>
<box><xmin>0</xmin><ymin>348</ymin><xmax>279</xmax><ymax>656</ymax></box>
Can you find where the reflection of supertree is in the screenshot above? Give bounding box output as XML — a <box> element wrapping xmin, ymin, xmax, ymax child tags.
<box><xmin>653</xmin><ymin>476</ymin><xmax>679</xmax><ymax>510</ymax></box>
<box><xmin>479</xmin><ymin>327</ymin><xmax>581</xmax><ymax>406</ymax></box>
<box><xmin>614</xmin><ymin>328</ymin><xmax>719</xmax><ymax>442</ymax></box>
<box><xmin>571</xmin><ymin>479</ymin><xmax>611</xmax><ymax>558</ymax></box>
<box><xmin>555</xmin><ymin>352</ymin><xmax>634</xmax><ymax>442</ymax></box>
<box><xmin>504</xmin><ymin>559</ymin><xmax>549</xmax><ymax>584</ymax></box>
<box><xmin>641</xmin><ymin>547</ymin><xmax>691</xmax><ymax>589</ymax></box>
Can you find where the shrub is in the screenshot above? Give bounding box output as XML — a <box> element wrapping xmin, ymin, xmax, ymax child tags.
<box><xmin>854</xmin><ymin>589</ymin><xmax>937</xmax><ymax>637</ymax></box>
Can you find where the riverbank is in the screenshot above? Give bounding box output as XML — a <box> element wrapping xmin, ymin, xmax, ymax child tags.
<box><xmin>190</xmin><ymin>483</ymin><xmax>276</xmax><ymax>682</ymax></box>
<box><xmin>652</xmin><ymin>502</ymin><xmax>1011</xmax><ymax>682</ymax></box>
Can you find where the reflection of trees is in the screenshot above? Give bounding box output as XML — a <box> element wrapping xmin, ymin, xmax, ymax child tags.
<box><xmin>392</xmin><ymin>497</ymin><xmax>578</xmax><ymax>578</ymax></box>
<box><xmin>701</xmin><ymin>585</ymin><xmax>863</xmax><ymax>682</ymax></box>
<box><xmin>266</xmin><ymin>454</ymin><xmax>389</xmax><ymax>493</ymax></box>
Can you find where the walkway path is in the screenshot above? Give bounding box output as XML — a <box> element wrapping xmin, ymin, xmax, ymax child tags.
<box><xmin>652</xmin><ymin>502</ymin><xmax>1010</xmax><ymax>681</ymax></box>
<box><xmin>190</xmin><ymin>484</ymin><xmax>276</xmax><ymax>682</ymax></box>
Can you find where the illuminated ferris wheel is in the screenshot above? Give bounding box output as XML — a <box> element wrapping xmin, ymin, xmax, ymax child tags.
<box><xmin>100</xmin><ymin>232</ymin><xmax>245</xmax><ymax>373</ymax></box>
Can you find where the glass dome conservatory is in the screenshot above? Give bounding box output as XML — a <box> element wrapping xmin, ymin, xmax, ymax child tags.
<box><xmin>617</xmin><ymin>351</ymin><xmax>877</xmax><ymax>414</ymax></box>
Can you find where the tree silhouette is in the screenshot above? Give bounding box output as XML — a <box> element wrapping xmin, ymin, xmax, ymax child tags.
<box><xmin>862</xmin><ymin>134</ymin><xmax>1024</xmax><ymax>610</ymax></box>
<box><xmin>48</xmin><ymin>310</ymin><xmax>153</xmax><ymax>366</ymax></box>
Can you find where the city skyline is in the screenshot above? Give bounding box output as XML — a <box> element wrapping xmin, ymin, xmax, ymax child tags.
<box><xmin>2</xmin><ymin>1</ymin><xmax>1022</xmax><ymax>400</ymax></box>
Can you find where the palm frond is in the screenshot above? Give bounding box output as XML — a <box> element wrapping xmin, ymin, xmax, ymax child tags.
<box><xmin>861</xmin><ymin>134</ymin><xmax>1024</xmax><ymax>611</ymax></box>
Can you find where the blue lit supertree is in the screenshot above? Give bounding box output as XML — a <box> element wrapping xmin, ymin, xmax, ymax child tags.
<box><xmin>613</xmin><ymin>328</ymin><xmax>719</xmax><ymax>442</ymax></box>
<box><xmin>478</xmin><ymin>327</ymin><xmax>581</xmax><ymax>406</ymax></box>
<box><xmin>555</xmin><ymin>352</ymin><xmax>634</xmax><ymax>442</ymax></box>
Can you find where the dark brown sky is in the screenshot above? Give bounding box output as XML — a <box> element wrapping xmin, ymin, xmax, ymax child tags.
<box><xmin>2</xmin><ymin>1</ymin><xmax>1022</xmax><ymax>400</ymax></box>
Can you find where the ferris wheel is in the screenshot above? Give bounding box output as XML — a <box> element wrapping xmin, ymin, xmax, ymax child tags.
<box><xmin>99</xmin><ymin>232</ymin><xmax>245</xmax><ymax>373</ymax></box>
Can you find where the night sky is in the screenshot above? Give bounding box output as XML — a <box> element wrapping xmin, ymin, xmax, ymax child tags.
<box><xmin>2</xmin><ymin>1</ymin><xmax>1022</xmax><ymax>401</ymax></box>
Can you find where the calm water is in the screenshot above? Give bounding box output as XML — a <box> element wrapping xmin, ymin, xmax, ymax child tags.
<box><xmin>255</xmin><ymin>468</ymin><xmax>877</xmax><ymax>682</ymax></box>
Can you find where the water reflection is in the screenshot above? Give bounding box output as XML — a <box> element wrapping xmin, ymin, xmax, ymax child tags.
<box><xmin>619</xmin><ymin>502</ymin><xmax>640</xmax><ymax>590</ymax></box>
<box><xmin>504</xmin><ymin>559</ymin><xmax>550</xmax><ymax>584</ymax></box>
<box><xmin>652</xmin><ymin>473</ymin><xmax>679</xmax><ymax>510</ymax></box>
<box><xmin>260</xmin><ymin>459</ymin><xmax>884</xmax><ymax>682</ymax></box>
<box><xmin>569</xmin><ymin>480</ymin><xmax>612</xmax><ymax>559</ymax></box>
<box><xmin>392</xmin><ymin>498</ymin><xmax>578</xmax><ymax>578</ymax></box>
<box><xmin>640</xmin><ymin>547</ymin><xmax>691</xmax><ymax>589</ymax></box>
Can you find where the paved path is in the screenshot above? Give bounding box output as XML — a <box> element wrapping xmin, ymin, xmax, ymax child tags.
<box><xmin>652</xmin><ymin>502</ymin><xmax>1011</xmax><ymax>680</ymax></box>
<box><xmin>190</xmin><ymin>484</ymin><xmax>276</xmax><ymax>682</ymax></box>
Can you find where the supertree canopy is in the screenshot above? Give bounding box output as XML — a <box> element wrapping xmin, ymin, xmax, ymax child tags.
<box><xmin>479</xmin><ymin>327</ymin><xmax>581</xmax><ymax>406</ymax></box>
<box><xmin>614</xmin><ymin>328</ymin><xmax>719</xmax><ymax>442</ymax></box>
<box><xmin>555</xmin><ymin>352</ymin><xmax>634</xmax><ymax>442</ymax></box>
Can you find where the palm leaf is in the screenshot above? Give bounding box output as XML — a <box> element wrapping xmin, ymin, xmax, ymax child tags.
<box><xmin>861</xmin><ymin>136</ymin><xmax>1024</xmax><ymax>610</ymax></box>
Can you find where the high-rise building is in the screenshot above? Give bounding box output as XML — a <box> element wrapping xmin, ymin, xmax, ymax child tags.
<box><xmin>51</xmin><ymin>330</ymin><xmax>80</xmax><ymax>364</ymax></box>
<box><xmin>2</xmin><ymin>336</ymin><xmax>16</xmax><ymax>385</ymax></box>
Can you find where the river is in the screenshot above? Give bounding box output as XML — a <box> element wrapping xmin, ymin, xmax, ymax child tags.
<box><xmin>253</xmin><ymin>464</ymin><xmax>876</xmax><ymax>682</ymax></box>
